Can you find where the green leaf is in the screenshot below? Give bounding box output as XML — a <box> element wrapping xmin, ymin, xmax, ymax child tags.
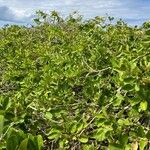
<box><xmin>27</xmin><ymin>139</ymin><xmax>36</xmax><ymax>150</ymax></box>
<box><xmin>129</xmin><ymin>98</ymin><xmax>140</xmax><ymax>106</ymax></box>
<box><xmin>79</xmin><ymin>137</ymin><xmax>88</xmax><ymax>143</ymax></box>
<box><xmin>45</xmin><ymin>112</ymin><xmax>53</xmax><ymax>120</ymax></box>
<box><xmin>113</xmin><ymin>93</ymin><xmax>124</xmax><ymax>106</ymax></box>
<box><xmin>135</xmin><ymin>84</ymin><xmax>140</xmax><ymax>91</ymax></box>
<box><xmin>137</xmin><ymin>126</ymin><xmax>145</xmax><ymax>137</ymax></box>
<box><xmin>18</xmin><ymin>138</ymin><xmax>28</xmax><ymax>150</ymax></box>
<box><xmin>59</xmin><ymin>140</ymin><xmax>66</xmax><ymax>149</ymax></box>
<box><xmin>146</xmin><ymin>130</ymin><xmax>150</xmax><ymax>139</ymax></box>
<box><xmin>118</xmin><ymin>119</ymin><xmax>132</xmax><ymax>126</ymax></box>
<box><xmin>76</xmin><ymin>122</ymin><xmax>84</xmax><ymax>133</ymax></box>
<box><xmin>139</xmin><ymin>139</ymin><xmax>148</xmax><ymax>150</ymax></box>
<box><xmin>108</xmin><ymin>143</ymin><xmax>122</xmax><ymax>150</ymax></box>
<box><xmin>6</xmin><ymin>135</ymin><xmax>20</xmax><ymax>150</ymax></box>
<box><xmin>3</xmin><ymin>97</ymin><xmax>11</xmax><ymax>110</ymax></box>
<box><xmin>125</xmin><ymin>144</ymin><xmax>132</xmax><ymax>150</ymax></box>
<box><xmin>93</xmin><ymin>127</ymin><xmax>112</xmax><ymax>141</ymax></box>
<box><xmin>96</xmin><ymin>118</ymin><xmax>106</xmax><ymax>127</ymax></box>
<box><xmin>82</xmin><ymin>144</ymin><xmax>93</xmax><ymax>150</ymax></box>
<box><xmin>33</xmin><ymin>18</ymin><xmax>41</xmax><ymax>25</ymax></box>
<box><xmin>122</xmin><ymin>84</ymin><xmax>134</xmax><ymax>91</ymax></box>
<box><xmin>48</xmin><ymin>132</ymin><xmax>61</xmax><ymax>140</ymax></box>
<box><xmin>126</xmin><ymin>45</ymin><xmax>129</xmax><ymax>51</ymax></box>
<box><xmin>0</xmin><ymin>115</ymin><xmax>4</xmax><ymax>136</ymax></box>
<box><xmin>35</xmin><ymin>135</ymin><xmax>43</xmax><ymax>150</ymax></box>
<box><xmin>70</xmin><ymin>123</ymin><xmax>77</xmax><ymax>133</ymax></box>
<box><xmin>119</xmin><ymin>134</ymin><xmax>128</xmax><ymax>146</ymax></box>
<box><xmin>140</xmin><ymin>101</ymin><xmax>148</xmax><ymax>111</ymax></box>
<box><xmin>124</xmin><ymin>77</ymin><xmax>135</xmax><ymax>83</ymax></box>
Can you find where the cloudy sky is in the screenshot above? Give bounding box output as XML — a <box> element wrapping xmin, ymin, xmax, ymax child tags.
<box><xmin>0</xmin><ymin>0</ymin><xmax>150</xmax><ymax>26</ymax></box>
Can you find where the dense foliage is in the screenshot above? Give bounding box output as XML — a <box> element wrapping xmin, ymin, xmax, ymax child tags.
<box><xmin>0</xmin><ymin>11</ymin><xmax>150</xmax><ymax>149</ymax></box>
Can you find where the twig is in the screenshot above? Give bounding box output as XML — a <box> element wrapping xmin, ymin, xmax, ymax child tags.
<box><xmin>0</xmin><ymin>122</ymin><xmax>14</xmax><ymax>142</ymax></box>
<box><xmin>85</xmin><ymin>67</ymin><xmax>111</xmax><ymax>78</ymax></box>
<box><xmin>78</xmin><ymin>101</ymin><xmax>113</xmax><ymax>137</ymax></box>
<box><xmin>132</xmin><ymin>52</ymin><xmax>150</xmax><ymax>62</ymax></box>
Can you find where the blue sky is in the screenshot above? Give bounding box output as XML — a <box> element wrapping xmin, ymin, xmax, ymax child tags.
<box><xmin>0</xmin><ymin>0</ymin><xmax>150</xmax><ymax>26</ymax></box>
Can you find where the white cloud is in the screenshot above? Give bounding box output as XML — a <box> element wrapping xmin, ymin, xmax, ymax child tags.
<box><xmin>0</xmin><ymin>5</ymin><xmax>33</xmax><ymax>23</ymax></box>
<box><xmin>0</xmin><ymin>6</ymin><xmax>14</xmax><ymax>22</ymax></box>
<box><xmin>0</xmin><ymin>0</ymin><xmax>150</xmax><ymax>25</ymax></box>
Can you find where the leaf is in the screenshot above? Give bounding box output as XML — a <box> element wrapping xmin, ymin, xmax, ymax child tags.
<box><xmin>76</xmin><ymin>122</ymin><xmax>84</xmax><ymax>133</ymax></box>
<box><xmin>131</xmin><ymin>141</ymin><xmax>138</xmax><ymax>150</ymax></box>
<box><xmin>126</xmin><ymin>45</ymin><xmax>129</xmax><ymax>51</ymax></box>
<box><xmin>82</xmin><ymin>144</ymin><xmax>93</xmax><ymax>150</ymax></box>
<box><xmin>27</xmin><ymin>139</ymin><xmax>36</xmax><ymax>150</ymax></box>
<box><xmin>48</xmin><ymin>132</ymin><xmax>61</xmax><ymax>140</ymax></box>
<box><xmin>33</xmin><ymin>18</ymin><xmax>41</xmax><ymax>25</ymax></box>
<box><xmin>122</xmin><ymin>84</ymin><xmax>134</xmax><ymax>91</ymax></box>
<box><xmin>79</xmin><ymin>137</ymin><xmax>88</xmax><ymax>143</ymax></box>
<box><xmin>111</xmin><ymin>58</ymin><xmax>119</xmax><ymax>68</ymax></box>
<box><xmin>0</xmin><ymin>115</ymin><xmax>4</xmax><ymax>136</ymax></box>
<box><xmin>59</xmin><ymin>140</ymin><xmax>65</xmax><ymax>149</ymax></box>
<box><xmin>146</xmin><ymin>130</ymin><xmax>150</xmax><ymax>139</ymax></box>
<box><xmin>119</xmin><ymin>134</ymin><xmax>128</xmax><ymax>146</ymax></box>
<box><xmin>108</xmin><ymin>143</ymin><xmax>122</xmax><ymax>150</ymax></box>
<box><xmin>125</xmin><ymin>144</ymin><xmax>132</xmax><ymax>150</ymax></box>
<box><xmin>142</xmin><ymin>77</ymin><xmax>150</xmax><ymax>84</ymax></box>
<box><xmin>6</xmin><ymin>135</ymin><xmax>20</xmax><ymax>150</ymax></box>
<box><xmin>18</xmin><ymin>138</ymin><xmax>28</xmax><ymax>150</ymax></box>
<box><xmin>97</xmin><ymin>118</ymin><xmax>106</xmax><ymax>127</ymax></box>
<box><xmin>3</xmin><ymin>97</ymin><xmax>11</xmax><ymax>110</ymax></box>
<box><xmin>70</xmin><ymin>123</ymin><xmax>77</xmax><ymax>133</ymax></box>
<box><xmin>139</xmin><ymin>139</ymin><xmax>148</xmax><ymax>150</ymax></box>
<box><xmin>135</xmin><ymin>84</ymin><xmax>140</xmax><ymax>91</ymax></box>
<box><xmin>93</xmin><ymin>127</ymin><xmax>112</xmax><ymax>141</ymax></box>
<box><xmin>118</xmin><ymin>119</ymin><xmax>132</xmax><ymax>126</ymax></box>
<box><xmin>137</xmin><ymin>126</ymin><xmax>145</xmax><ymax>137</ymax></box>
<box><xmin>129</xmin><ymin>98</ymin><xmax>140</xmax><ymax>106</ymax></box>
<box><xmin>35</xmin><ymin>135</ymin><xmax>43</xmax><ymax>150</ymax></box>
<box><xmin>124</xmin><ymin>77</ymin><xmax>135</xmax><ymax>83</ymax></box>
<box><xmin>45</xmin><ymin>112</ymin><xmax>53</xmax><ymax>120</ymax></box>
<box><xmin>113</xmin><ymin>93</ymin><xmax>124</xmax><ymax>106</ymax></box>
<box><xmin>140</xmin><ymin>101</ymin><xmax>148</xmax><ymax>111</ymax></box>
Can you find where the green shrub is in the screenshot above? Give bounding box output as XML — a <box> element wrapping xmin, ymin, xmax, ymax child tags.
<box><xmin>0</xmin><ymin>11</ymin><xmax>150</xmax><ymax>149</ymax></box>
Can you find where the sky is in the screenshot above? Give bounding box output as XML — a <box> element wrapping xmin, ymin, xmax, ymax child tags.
<box><xmin>0</xmin><ymin>0</ymin><xmax>150</xmax><ymax>27</ymax></box>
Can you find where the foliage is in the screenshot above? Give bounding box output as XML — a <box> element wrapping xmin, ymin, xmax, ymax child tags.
<box><xmin>0</xmin><ymin>11</ymin><xmax>150</xmax><ymax>149</ymax></box>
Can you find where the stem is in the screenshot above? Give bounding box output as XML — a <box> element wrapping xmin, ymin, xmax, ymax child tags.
<box><xmin>0</xmin><ymin>122</ymin><xmax>14</xmax><ymax>142</ymax></box>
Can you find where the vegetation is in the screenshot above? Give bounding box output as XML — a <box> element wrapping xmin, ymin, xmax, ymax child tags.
<box><xmin>0</xmin><ymin>11</ymin><xmax>150</xmax><ymax>149</ymax></box>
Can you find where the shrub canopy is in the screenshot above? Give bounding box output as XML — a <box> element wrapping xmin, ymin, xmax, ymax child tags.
<box><xmin>0</xmin><ymin>11</ymin><xmax>150</xmax><ymax>149</ymax></box>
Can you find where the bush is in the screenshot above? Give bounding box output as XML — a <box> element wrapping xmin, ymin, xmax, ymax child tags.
<box><xmin>0</xmin><ymin>11</ymin><xmax>150</xmax><ymax>149</ymax></box>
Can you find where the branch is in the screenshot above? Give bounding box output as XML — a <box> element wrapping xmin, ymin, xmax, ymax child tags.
<box><xmin>78</xmin><ymin>101</ymin><xmax>113</xmax><ymax>137</ymax></box>
<box><xmin>132</xmin><ymin>52</ymin><xmax>150</xmax><ymax>62</ymax></box>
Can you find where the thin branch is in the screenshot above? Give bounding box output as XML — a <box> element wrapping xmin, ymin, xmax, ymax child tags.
<box><xmin>78</xmin><ymin>101</ymin><xmax>113</xmax><ymax>137</ymax></box>
<box><xmin>0</xmin><ymin>122</ymin><xmax>14</xmax><ymax>142</ymax></box>
<box><xmin>132</xmin><ymin>52</ymin><xmax>150</xmax><ymax>62</ymax></box>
